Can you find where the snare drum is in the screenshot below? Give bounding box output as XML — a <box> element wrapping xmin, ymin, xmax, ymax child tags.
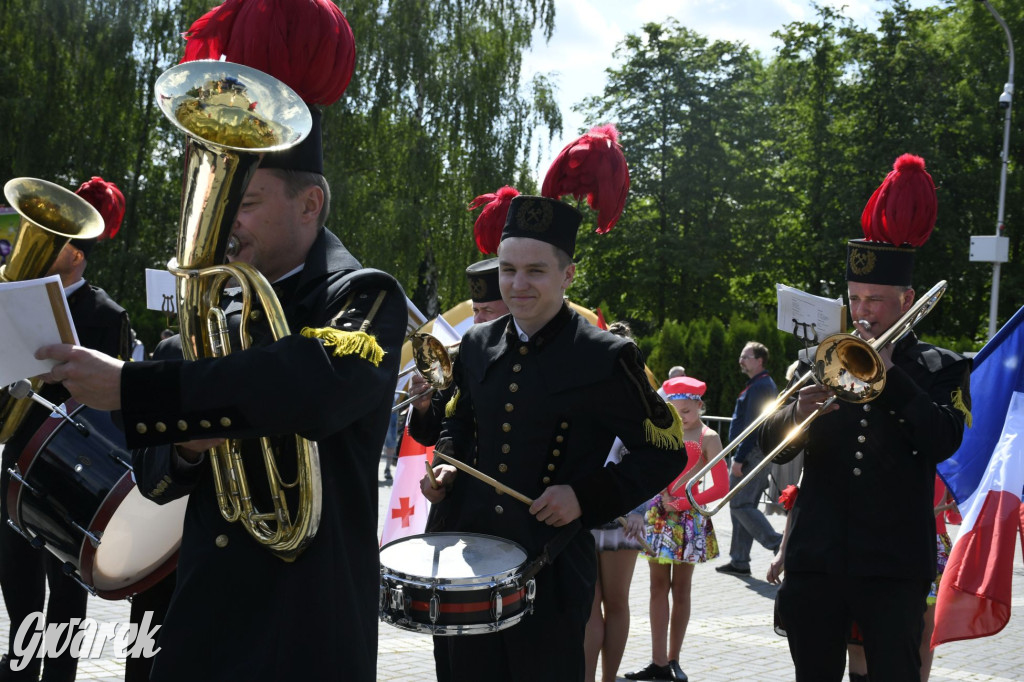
<box><xmin>379</xmin><ymin>532</ymin><xmax>536</xmax><ymax>635</ymax></box>
<box><xmin>6</xmin><ymin>401</ymin><xmax>186</xmax><ymax>599</ymax></box>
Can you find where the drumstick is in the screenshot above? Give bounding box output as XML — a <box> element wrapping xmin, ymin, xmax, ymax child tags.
<box><xmin>425</xmin><ymin>460</ymin><xmax>440</xmax><ymax>490</ymax></box>
<box><xmin>434</xmin><ymin>452</ymin><xmax>534</xmax><ymax>505</ymax></box>
<box><xmin>434</xmin><ymin>452</ymin><xmax>654</xmax><ymax>554</ymax></box>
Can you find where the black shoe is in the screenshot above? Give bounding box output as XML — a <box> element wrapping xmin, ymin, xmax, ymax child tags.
<box><xmin>668</xmin><ymin>660</ymin><xmax>689</xmax><ymax>682</ymax></box>
<box><xmin>383</xmin><ymin>469</ymin><xmax>392</xmax><ymax>481</ymax></box>
<box><xmin>715</xmin><ymin>562</ymin><xmax>752</xmax><ymax>576</ymax></box>
<box><xmin>624</xmin><ymin>662</ymin><xmax>675</xmax><ymax>680</ymax></box>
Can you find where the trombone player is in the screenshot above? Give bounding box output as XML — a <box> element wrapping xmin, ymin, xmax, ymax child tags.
<box><xmin>760</xmin><ymin>154</ymin><xmax>972</xmax><ymax>681</ymax></box>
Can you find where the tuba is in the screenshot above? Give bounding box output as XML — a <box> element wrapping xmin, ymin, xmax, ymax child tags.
<box><xmin>0</xmin><ymin>178</ymin><xmax>105</xmax><ymax>443</ymax></box>
<box><xmin>155</xmin><ymin>60</ymin><xmax>319</xmax><ymax>561</ymax></box>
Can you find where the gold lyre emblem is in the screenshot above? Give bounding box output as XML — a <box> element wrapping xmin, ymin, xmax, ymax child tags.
<box><xmin>849</xmin><ymin>247</ymin><xmax>876</xmax><ymax>275</ymax></box>
<box><xmin>517</xmin><ymin>198</ymin><xmax>554</xmax><ymax>233</ymax></box>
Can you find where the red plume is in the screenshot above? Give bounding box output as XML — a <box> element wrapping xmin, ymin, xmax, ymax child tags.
<box><xmin>75</xmin><ymin>177</ymin><xmax>125</xmax><ymax>241</ymax></box>
<box><xmin>182</xmin><ymin>0</ymin><xmax>356</xmax><ymax>106</ymax></box>
<box><xmin>542</xmin><ymin>124</ymin><xmax>630</xmax><ymax>234</ymax></box>
<box><xmin>468</xmin><ymin>186</ymin><xmax>519</xmax><ymax>256</ymax></box>
<box><xmin>860</xmin><ymin>154</ymin><xmax>937</xmax><ymax>247</ymax></box>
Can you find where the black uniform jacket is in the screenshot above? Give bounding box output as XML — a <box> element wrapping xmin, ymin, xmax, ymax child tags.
<box><xmin>439</xmin><ymin>304</ymin><xmax>684</xmax><ymax>609</ymax></box>
<box><xmin>2</xmin><ymin>283</ymin><xmax>130</xmax><ymax>467</ymax></box>
<box><xmin>119</xmin><ymin>229</ymin><xmax>407</xmax><ymax>682</ymax></box>
<box><xmin>759</xmin><ymin>332</ymin><xmax>971</xmax><ymax>581</ymax></box>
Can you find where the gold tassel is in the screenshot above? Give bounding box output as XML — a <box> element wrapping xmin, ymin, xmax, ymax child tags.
<box><xmin>300</xmin><ymin>327</ymin><xmax>385</xmax><ymax>366</ymax></box>
<box><xmin>645</xmin><ymin>403</ymin><xmax>684</xmax><ymax>450</ymax></box>
<box><xmin>445</xmin><ymin>388</ymin><xmax>460</xmax><ymax>418</ymax></box>
<box><xmin>951</xmin><ymin>387</ymin><xmax>973</xmax><ymax>428</ymax></box>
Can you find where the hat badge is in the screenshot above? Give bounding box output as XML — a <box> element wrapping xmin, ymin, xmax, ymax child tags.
<box><xmin>849</xmin><ymin>247</ymin><xmax>876</xmax><ymax>275</ymax></box>
<box><xmin>517</xmin><ymin>198</ymin><xmax>554</xmax><ymax>233</ymax></box>
<box><xmin>468</xmin><ymin>276</ymin><xmax>488</xmax><ymax>300</ymax></box>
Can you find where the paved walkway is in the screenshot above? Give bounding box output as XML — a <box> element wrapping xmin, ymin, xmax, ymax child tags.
<box><xmin>0</xmin><ymin>448</ymin><xmax>1020</xmax><ymax>680</ymax></box>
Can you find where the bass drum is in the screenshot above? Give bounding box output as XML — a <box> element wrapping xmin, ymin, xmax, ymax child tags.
<box><xmin>6</xmin><ymin>401</ymin><xmax>186</xmax><ymax>599</ymax></box>
<box><xmin>379</xmin><ymin>532</ymin><xmax>536</xmax><ymax>635</ymax></box>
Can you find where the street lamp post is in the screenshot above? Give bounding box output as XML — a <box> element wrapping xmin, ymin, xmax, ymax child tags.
<box><xmin>970</xmin><ymin>0</ymin><xmax>1014</xmax><ymax>340</ymax></box>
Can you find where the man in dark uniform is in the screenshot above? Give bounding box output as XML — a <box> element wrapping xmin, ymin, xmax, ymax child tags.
<box><xmin>421</xmin><ymin>195</ymin><xmax>684</xmax><ymax>680</ymax></box>
<box><xmin>39</xmin><ymin>161</ymin><xmax>406</xmax><ymax>682</ymax></box>
<box><xmin>36</xmin><ymin>4</ymin><xmax>407</xmax><ymax>678</ymax></box>
<box><xmin>760</xmin><ymin>154</ymin><xmax>971</xmax><ymax>682</ymax></box>
<box><xmin>407</xmin><ymin>257</ymin><xmax>508</xmax><ymax>447</ymax></box>
<box><xmin>0</xmin><ymin>177</ymin><xmax>131</xmax><ymax>682</ymax></box>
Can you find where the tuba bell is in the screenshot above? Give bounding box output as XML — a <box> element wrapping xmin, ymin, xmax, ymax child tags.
<box><xmin>155</xmin><ymin>60</ymin><xmax>319</xmax><ymax>562</ymax></box>
<box><xmin>0</xmin><ymin>178</ymin><xmax>105</xmax><ymax>443</ymax></box>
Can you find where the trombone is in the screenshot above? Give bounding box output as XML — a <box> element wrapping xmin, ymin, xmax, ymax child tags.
<box><xmin>684</xmin><ymin>280</ymin><xmax>947</xmax><ymax>516</ymax></box>
<box><xmin>392</xmin><ymin>332</ymin><xmax>457</xmax><ymax>413</ymax></box>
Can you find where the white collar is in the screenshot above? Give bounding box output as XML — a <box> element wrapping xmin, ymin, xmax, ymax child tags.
<box><xmin>63</xmin><ymin>279</ymin><xmax>87</xmax><ymax>297</ymax></box>
<box><xmin>512</xmin><ymin>318</ymin><xmax>530</xmax><ymax>342</ymax></box>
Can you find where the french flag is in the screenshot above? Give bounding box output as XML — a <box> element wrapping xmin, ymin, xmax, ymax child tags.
<box><xmin>933</xmin><ymin>304</ymin><xmax>1024</xmax><ymax>646</ymax></box>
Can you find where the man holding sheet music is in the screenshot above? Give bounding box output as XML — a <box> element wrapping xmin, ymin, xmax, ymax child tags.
<box><xmin>0</xmin><ymin>177</ymin><xmax>130</xmax><ymax>682</ymax></box>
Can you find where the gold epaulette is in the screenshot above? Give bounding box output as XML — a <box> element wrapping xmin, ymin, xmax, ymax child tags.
<box><xmin>300</xmin><ymin>327</ymin><xmax>385</xmax><ymax>366</ymax></box>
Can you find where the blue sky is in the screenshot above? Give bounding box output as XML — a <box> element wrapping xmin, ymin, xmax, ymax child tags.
<box><xmin>522</xmin><ymin>0</ymin><xmax>940</xmax><ymax>177</ymax></box>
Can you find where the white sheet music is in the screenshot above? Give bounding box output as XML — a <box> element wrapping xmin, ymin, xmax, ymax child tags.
<box><xmin>776</xmin><ymin>283</ymin><xmax>846</xmax><ymax>342</ymax></box>
<box><xmin>0</xmin><ymin>276</ymin><xmax>79</xmax><ymax>386</ymax></box>
<box><xmin>145</xmin><ymin>268</ymin><xmax>178</xmax><ymax>314</ymax></box>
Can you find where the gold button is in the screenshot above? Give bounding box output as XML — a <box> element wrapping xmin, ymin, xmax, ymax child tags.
<box><xmin>519</xmin><ymin>346</ymin><xmax>528</xmax><ymax>355</ymax></box>
<box><xmin>498</xmin><ymin>463</ymin><xmax>508</xmax><ymax>473</ymax></box>
<box><xmin>502</xmin><ymin>423</ymin><xmax>511</xmax><ymax>432</ymax></box>
<box><xmin>857</xmin><ymin>435</ymin><xmax>866</xmax><ymax>443</ymax></box>
<box><xmin>859</xmin><ymin>419</ymin><xmax>868</xmax><ymax>428</ymax></box>
<box><xmin>853</xmin><ymin>468</ymin><xmax>862</xmax><ymax>476</ymax></box>
<box><xmin>135</xmin><ymin>423</ymin><xmax>147</xmax><ymax>434</ymax></box>
<box><xmin>560</xmin><ymin>422</ymin><xmax>569</xmax><ymax>430</ymax></box>
<box><xmin>200</xmin><ymin>420</ymin><xmax>211</xmax><ymax>428</ymax></box>
<box><xmin>512</xmin><ymin>364</ymin><xmax>522</xmax><ymax>372</ymax></box>
<box><xmin>220</xmin><ymin>417</ymin><xmax>232</xmax><ymax>427</ymax></box>
<box><xmin>863</xmin><ymin>404</ymin><xmax>872</xmax><ymax>412</ymax></box>
<box><xmin>155</xmin><ymin>422</ymin><xmax>167</xmax><ymax>433</ymax></box>
<box><xmin>855</xmin><ymin>451</ymin><xmax>864</xmax><ymax>460</ymax></box>
<box><xmin>547</xmin><ymin>463</ymin><xmax>556</xmax><ymax>471</ymax></box>
<box><xmin>509</xmin><ymin>383</ymin><xmax>519</xmax><ymax>393</ymax></box>
<box><xmin>542</xmin><ymin>476</ymin><xmax>551</xmax><ymax>484</ymax></box>
<box><xmin>505</xmin><ymin>403</ymin><xmax>514</xmax><ymax>413</ymax></box>
<box><xmin>495</xmin><ymin>505</ymin><xmax>504</xmax><ymax>514</ymax></box>
<box><xmin>215</xmin><ymin>534</ymin><xmax>229</xmax><ymax>548</ymax></box>
<box><xmin>552</xmin><ymin>449</ymin><xmax>560</xmax><ymax>456</ymax></box>
<box><xmin>556</xmin><ymin>435</ymin><xmax>564</xmax><ymax>443</ymax></box>
<box><xmin>249</xmin><ymin>310</ymin><xmax>262</xmax><ymax>321</ymax></box>
<box><xmin>501</xmin><ymin>444</ymin><xmax>510</xmax><ymax>454</ymax></box>
<box><xmin>177</xmin><ymin>420</ymin><xmax>188</xmax><ymax>431</ymax></box>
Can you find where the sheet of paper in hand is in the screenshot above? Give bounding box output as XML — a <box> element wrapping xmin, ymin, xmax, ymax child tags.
<box><xmin>0</xmin><ymin>275</ymin><xmax>78</xmax><ymax>386</ymax></box>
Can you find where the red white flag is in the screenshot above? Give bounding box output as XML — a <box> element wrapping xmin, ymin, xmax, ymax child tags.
<box><xmin>380</xmin><ymin>424</ymin><xmax>433</xmax><ymax>547</ymax></box>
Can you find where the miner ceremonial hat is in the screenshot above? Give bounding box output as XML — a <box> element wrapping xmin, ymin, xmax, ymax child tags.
<box><xmin>465</xmin><ymin>258</ymin><xmax>501</xmax><ymax>303</ymax></box>
<box><xmin>181</xmin><ymin>0</ymin><xmax>356</xmax><ymax>174</ymax></box>
<box><xmin>70</xmin><ymin>177</ymin><xmax>124</xmax><ymax>257</ymax></box>
<box><xmin>846</xmin><ymin>154</ymin><xmax>937</xmax><ymax>287</ymax></box>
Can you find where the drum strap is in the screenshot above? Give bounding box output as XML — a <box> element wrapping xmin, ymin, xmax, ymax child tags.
<box><xmin>521</xmin><ymin>519</ymin><xmax>582</xmax><ymax>582</ymax></box>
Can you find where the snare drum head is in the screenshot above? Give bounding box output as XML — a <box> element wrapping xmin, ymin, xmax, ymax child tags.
<box><xmin>380</xmin><ymin>532</ymin><xmax>527</xmax><ymax>585</ymax></box>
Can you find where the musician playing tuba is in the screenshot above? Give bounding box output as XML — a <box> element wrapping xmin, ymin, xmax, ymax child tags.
<box><xmin>760</xmin><ymin>154</ymin><xmax>972</xmax><ymax>681</ymax></box>
<box><xmin>0</xmin><ymin>177</ymin><xmax>130</xmax><ymax>682</ymax></box>
<box><xmin>34</xmin><ymin>2</ymin><xmax>407</xmax><ymax>681</ymax></box>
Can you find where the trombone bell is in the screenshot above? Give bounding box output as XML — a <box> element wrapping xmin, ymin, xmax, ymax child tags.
<box><xmin>814</xmin><ymin>334</ymin><xmax>885</xmax><ymax>403</ymax></box>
